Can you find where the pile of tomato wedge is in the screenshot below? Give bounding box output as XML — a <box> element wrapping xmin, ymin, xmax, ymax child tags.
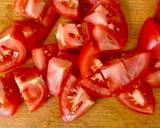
<box><xmin>0</xmin><ymin>0</ymin><xmax>160</xmax><ymax>122</ymax></box>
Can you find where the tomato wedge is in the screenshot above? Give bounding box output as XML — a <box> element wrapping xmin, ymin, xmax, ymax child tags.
<box><xmin>0</xmin><ymin>26</ymin><xmax>26</xmax><ymax>73</ymax></box>
<box><xmin>79</xmin><ymin>72</ymin><xmax>111</xmax><ymax>98</ymax></box>
<box><xmin>14</xmin><ymin>0</ymin><xmax>45</xmax><ymax>19</ymax></box>
<box><xmin>0</xmin><ymin>74</ymin><xmax>22</xmax><ymax>117</ymax></box>
<box><xmin>100</xmin><ymin>52</ymin><xmax>150</xmax><ymax>93</ymax></box>
<box><xmin>118</xmin><ymin>81</ymin><xmax>155</xmax><ymax>114</ymax></box>
<box><xmin>92</xmin><ymin>25</ymin><xmax>122</xmax><ymax>51</ymax></box>
<box><xmin>83</xmin><ymin>0</ymin><xmax>128</xmax><ymax>51</ymax></box>
<box><xmin>138</xmin><ymin>17</ymin><xmax>160</xmax><ymax>59</ymax></box>
<box><xmin>52</xmin><ymin>0</ymin><xmax>79</xmax><ymax>20</ymax></box>
<box><xmin>32</xmin><ymin>44</ymin><xmax>58</xmax><ymax>73</ymax></box>
<box><xmin>79</xmin><ymin>43</ymin><xmax>103</xmax><ymax>78</ymax></box>
<box><xmin>56</xmin><ymin>23</ymin><xmax>84</xmax><ymax>50</ymax></box>
<box><xmin>14</xmin><ymin>68</ymin><xmax>48</xmax><ymax>112</ymax></box>
<box><xmin>13</xmin><ymin>19</ymin><xmax>50</xmax><ymax>50</ymax></box>
<box><xmin>60</xmin><ymin>74</ymin><xmax>95</xmax><ymax>122</ymax></box>
<box><xmin>47</xmin><ymin>57</ymin><xmax>72</xmax><ymax>96</ymax></box>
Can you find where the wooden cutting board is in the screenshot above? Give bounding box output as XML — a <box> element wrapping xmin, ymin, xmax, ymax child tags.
<box><xmin>0</xmin><ymin>0</ymin><xmax>160</xmax><ymax>128</ymax></box>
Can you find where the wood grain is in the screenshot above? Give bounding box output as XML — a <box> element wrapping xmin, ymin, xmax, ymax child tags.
<box><xmin>0</xmin><ymin>0</ymin><xmax>160</xmax><ymax>128</ymax></box>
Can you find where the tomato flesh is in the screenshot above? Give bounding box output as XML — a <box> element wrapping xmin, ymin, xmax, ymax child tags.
<box><xmin>14</xmin><ymin>0</ymin><xmax>45</xmax><ymax>19</ymax></box>
<box><xmin>60</xmin><ymin>74</ymin><xmax>94</xmax><ymax>122</ymax></box>
<box><xmin>47</xmin><ymin>57</ymin><xmax>72</xmax><ymax>96</ymax></box>
<box><xmin>92</xmin><ymin>25</ymin><xmax>121</xmax><ymax>51</ymax></box>
<box><xmin>122</xmin><ymin>52</ymin><xmax>151</xmax><ymax>81</ymax></box>
<box><xmin>146</xmin><ymin>70</ymin><xmax>160</xmax><ymax>88</ymax></box>
<box><xmin>32</xmin><ymin>44</ymin><xmax>58</xmax><ymax>73</ymax></box>
<box><xmin>0</xmin><ymin>74</ymin><xmax>22</xmax><ymax>117</ymax></box>
<box><xmin>56</xmin><ymin>23</ymin><xmax>84</xmax><ymax>50</ymax></box>
<box><xmin>118</xmin><ymin>81</ymin><xmax>155</xmax><ymax>114</ymax></box>
<box><xmin>0</xmin><ymin>26</ymin><xmax>26</xmax><ymax>73</ymax></box>
<box><xmin>14</xmin><ymin>68</ymin><xmax>48</xmax><ymax>112</ymax></box>
<box><xmin>53</xmin><ymin>0</ymin><xmax>79</xmax><ymax>20</ymax></box>
<box><xmin>101</xmin><ymin>59</ymin><xmax>130</xmax><ymax>93</ymax></box>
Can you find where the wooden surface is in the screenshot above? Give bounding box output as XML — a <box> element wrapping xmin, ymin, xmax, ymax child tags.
<box><xmin>0</xmin><ymin>0</ymin><xmax>160</xmax><ymax>128</ymax></box>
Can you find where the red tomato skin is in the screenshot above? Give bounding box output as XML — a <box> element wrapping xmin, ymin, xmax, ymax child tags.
<box><xmin>14</xmin><ymin>68</ymin><xmax>48</xmax><ymax>112</ymax></box>
<box><xmin>32</xmin><ymin>44</ymin><xmax>58</xmax><ymax>73</ymax></box>
<box><xmin>0</xmin><ymin>26</ymin><xmax>26</xmax><ymax>73</ymax></box>
<box><xmin>118</xmin><ymin>82</ymin><xmax>155</xmax><ymax>114</ymax></box>
<box><xmin>155</xmin><ymin>0</ymin><xmax>160</xmax><ymax>23</ymax></box>
<box><xmin>0</xmin><ymin>74</ymin><xmax>22</xmax><ymax>117</ymax></box>
<box><xmin>79</xmin><ymin>76</ymin><xmax>112</xmax><ymax>98</ymax></box>
<box><xmin>79</xmin><ymin>43</ymin><xmax>100</xmax><ymax>78</ymax></box>
<box><xmin>59</xmin><ymin>74</ymin><xmax>95</xmax><ymax>122</ymax></box>
<box><xmin>138</xmin><ymin>17</ymin><xmax>160</xmax><ymax>59</ymax></box>
<box><xmin>39</xmin><ymin>1</ymin><xmax>59</xmax><ymax>27</ymax></box>
<box><xmin>47</xmin><ymin>57</ymin><xmax>72</xmax><ymax>96</ymax></box>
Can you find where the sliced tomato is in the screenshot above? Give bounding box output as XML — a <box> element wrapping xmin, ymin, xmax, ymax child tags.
<box><xmin>53</xmin><ymin>0</ymin><xmax>79</xmax><ymax>20</ymax></box>
<box><xmin>14</xmin><ymin>0</ymin><xmax>45</xmax><ymax>19</ymax></box>
<box><xmin>0</xmin><ymin>73</ymin><xmax>22</xmax><ymax>117</ymax></box>
<box><xmin>13</xmin><ymin>19</ymin><xmax>50</xmax><ymax>50</ymax></box>
<box><xmin>122</xmin><ymin>52</ymin><xmax>151</xmax><ymax>81</ymax></box>
<box><xmin>47</xmin><ymin>57</ymin><xmax>72</xmax><ymax>96</ymax></box>
<box><xmin>138</xmin><ymin>17</ymin><xmax>160</xmax><ymax>59</ymax></box>
<box><xmin>79</xmin><ymin>72</ymin><xmax>111</xmax><ymax>98</ymax></box>
<box><xmin>60</xmin><ymin>74</ymin><xmax>94</xmax><ymax>122</ymax></box>
<box><xmin>92</xmin><ymin>25</ymin><xmax>122</xmax><ymax>51</ymax></box>
<box><xmin>0</xmin><ymin>26</ymin><xmax>26</xmax><ymax>73</ymax></box>
<box><xmin>56</xmin><ymin>23</ymin><xmax>84</xmax><ymax>50</ymax></box>
<box><xmin>101</xmin><ymin>59</ymin><xmax>130</xmax><ymax>93</ymax></box>
<box><xmin>146</xmin><ymin>70</ymin><xmax>160</xmax><ymax>88</ymax></box>
<box><xmin>14</xmin><ymin>68</ymin><xmax>48</xmax><ymax>112</ymax></box>
<box><xmin>32</xmin><ymin>44</ymin><xmax>58</xmax><ymax>73</ymax></box>
<box><xmin>83</xmin><ymin>0</ymin><xmax>128</xmax><ymax>51</ymax></box>
<box><xmin>118</xmin><ymin>81</ymin><xmax>155</xmax><ymax>114</ymax></box>
<box><xmin>79</xmin><ymin>43</ymin><xmax>103</xmax><ymax>78</ymax></box>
